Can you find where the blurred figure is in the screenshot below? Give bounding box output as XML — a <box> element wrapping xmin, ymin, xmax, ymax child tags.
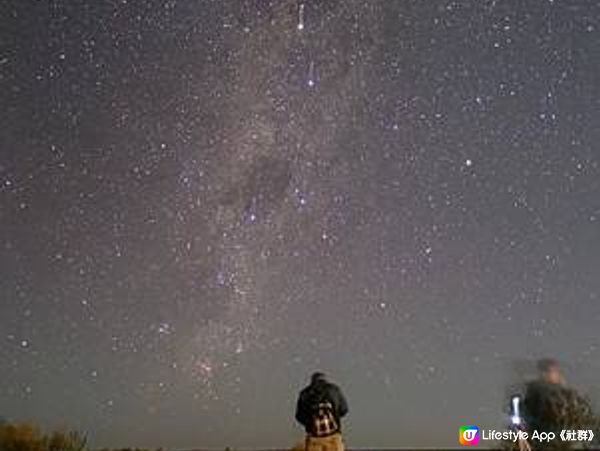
<box><xmin>523</xmin><ymin>358</ymin><xmax>564</xmax><ymax>426</ymax></box>
<box><xmin>523</xmin><ymin>358</ymin><xmax>565</xmax><ymax>434</ymax></box>
<box><xmin>294</xmin><ymin>372</ymin><xmax>348</xmax><ymax>451</ymax></box>
<box><xmin>538</xmin><ymin>358</ymin><xmax>565</xmax><ymax>385</ymax></box>
<box><xmin>521</xmin><ymin>358</ymin><xmax>596</xmax><ymax>450</ymax></box>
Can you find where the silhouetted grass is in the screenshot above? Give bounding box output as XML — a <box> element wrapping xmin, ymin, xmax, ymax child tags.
<box><xmin>0</xmin><ymin>421</ymin><xmax>167</xmax><ymax>451</ymax></box>
<box><xmin>0</xmin><ymin>421</ymin><xmax>87</xmax><ymax>451</ymax></box>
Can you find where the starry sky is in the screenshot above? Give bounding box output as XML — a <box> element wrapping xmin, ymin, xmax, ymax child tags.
<box><xmin>1</xmin><ymin>0</ymin><xmax>599</xmax><ymax>449</ymax></box>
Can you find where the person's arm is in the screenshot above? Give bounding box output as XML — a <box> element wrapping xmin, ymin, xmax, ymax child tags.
<box><xmin>295</xmin><ymin>391</ymin><xmax>307</xmax><ymax>426</ymax></box>
<box><xmin>334</xmin><ymin>385</ymin><xmax>349</xmax><ymax>418</ymax></box>
<box><xmin>523</xmin><ymin>383</ymin><xmax>540</xmax><ymax>427</ymax></box>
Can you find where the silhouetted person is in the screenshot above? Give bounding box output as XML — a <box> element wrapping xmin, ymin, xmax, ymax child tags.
<box><xmin>522</xmin><ymin>358</ymin><xmax>595</xmax><ymax>450</ymax></box>
<box><xmin>295</xmin><ymin>372</ymin><xmax>348</xmax><ymax>451</ymax></box>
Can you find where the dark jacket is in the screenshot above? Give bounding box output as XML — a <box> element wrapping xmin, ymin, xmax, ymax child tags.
<box><xmin>295</xmin><ymin>378</ymin><xmax>349</xmax><ymax>434</ymax></box>
<box><xmin>523</xmin><ymin>381</ymin><xmax>557</xmax><ymax>433</ymax></box>
<box><xmin>523</xmin><ymin>380</ymin><xmax>594</xmax><ymax>436</ymax></box>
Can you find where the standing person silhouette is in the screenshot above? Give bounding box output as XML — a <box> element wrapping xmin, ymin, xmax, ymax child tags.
<box><xmin>294</xmin><ymin>372</ymin><xmax>348</xmax><ymax>451</ymax></box>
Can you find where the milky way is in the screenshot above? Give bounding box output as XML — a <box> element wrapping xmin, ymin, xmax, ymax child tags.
<box><xmin>173</xmin><ymin>0</ymin><xmax>384</xmax><ymax>400</ymax></box>
<box><xmin>1</xmin><ymin>0</ymin><xmax>599</xmax><ymax>448</ymax></box>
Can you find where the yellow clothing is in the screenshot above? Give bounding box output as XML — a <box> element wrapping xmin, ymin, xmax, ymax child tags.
<box><xmin>292</xmin><ymin>433</ymin><xmax>343</xmax><ymax>451</ymax></box>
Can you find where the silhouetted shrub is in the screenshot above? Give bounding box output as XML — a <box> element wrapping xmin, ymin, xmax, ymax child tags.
<box><xmin>96</xmin><ymin>448</ymin><xmax>165</xmax><ymax>451</ymax></box>
<box><xmin>96</xmin><ymin>449</ymin><xmax>166</xmax><ymax>451</ymax></box>
<box><xmin>0</xmin><ymin>421</ymin><xmax>87</xmax><ymax>451</ymax></box>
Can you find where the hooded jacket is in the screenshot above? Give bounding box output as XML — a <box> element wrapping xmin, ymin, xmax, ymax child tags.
<box><xmin>295</xmin><ymin>375</ymin><xmax>349</xmax><ymax>434</ymax></box>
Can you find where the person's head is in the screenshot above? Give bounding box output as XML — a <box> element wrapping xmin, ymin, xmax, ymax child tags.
<box><xmin>537</xmin><ymin>358</ymin><xmax>564</xmax><ymax>385</ymax></box>
<box><xmin>310</xmin><ymin>371</ymin><xmax>326</xmax><ymax>384</ymax></box>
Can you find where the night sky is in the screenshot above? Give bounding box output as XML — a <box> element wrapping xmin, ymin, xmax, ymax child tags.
<box><xmin>1</xmin><ymin>0</ymin><xmax>599</xmax><ymax>449</ymax></box>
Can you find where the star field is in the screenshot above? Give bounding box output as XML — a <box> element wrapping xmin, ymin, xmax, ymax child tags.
<box><xmin>1</xmin><ymin>0</ymin><xmax>599</xmax><ymax>448</ymax></box>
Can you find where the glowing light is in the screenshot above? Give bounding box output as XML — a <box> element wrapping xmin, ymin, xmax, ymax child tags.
<box><xmin>297</xmin><ymin>3</ymin><xmax>305</xmax><ymax>31</ymax></box>
<box><xmin>511</xmin><ymin>395</ymin><xmax>522</xmax><ymax>425</ymax></box>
